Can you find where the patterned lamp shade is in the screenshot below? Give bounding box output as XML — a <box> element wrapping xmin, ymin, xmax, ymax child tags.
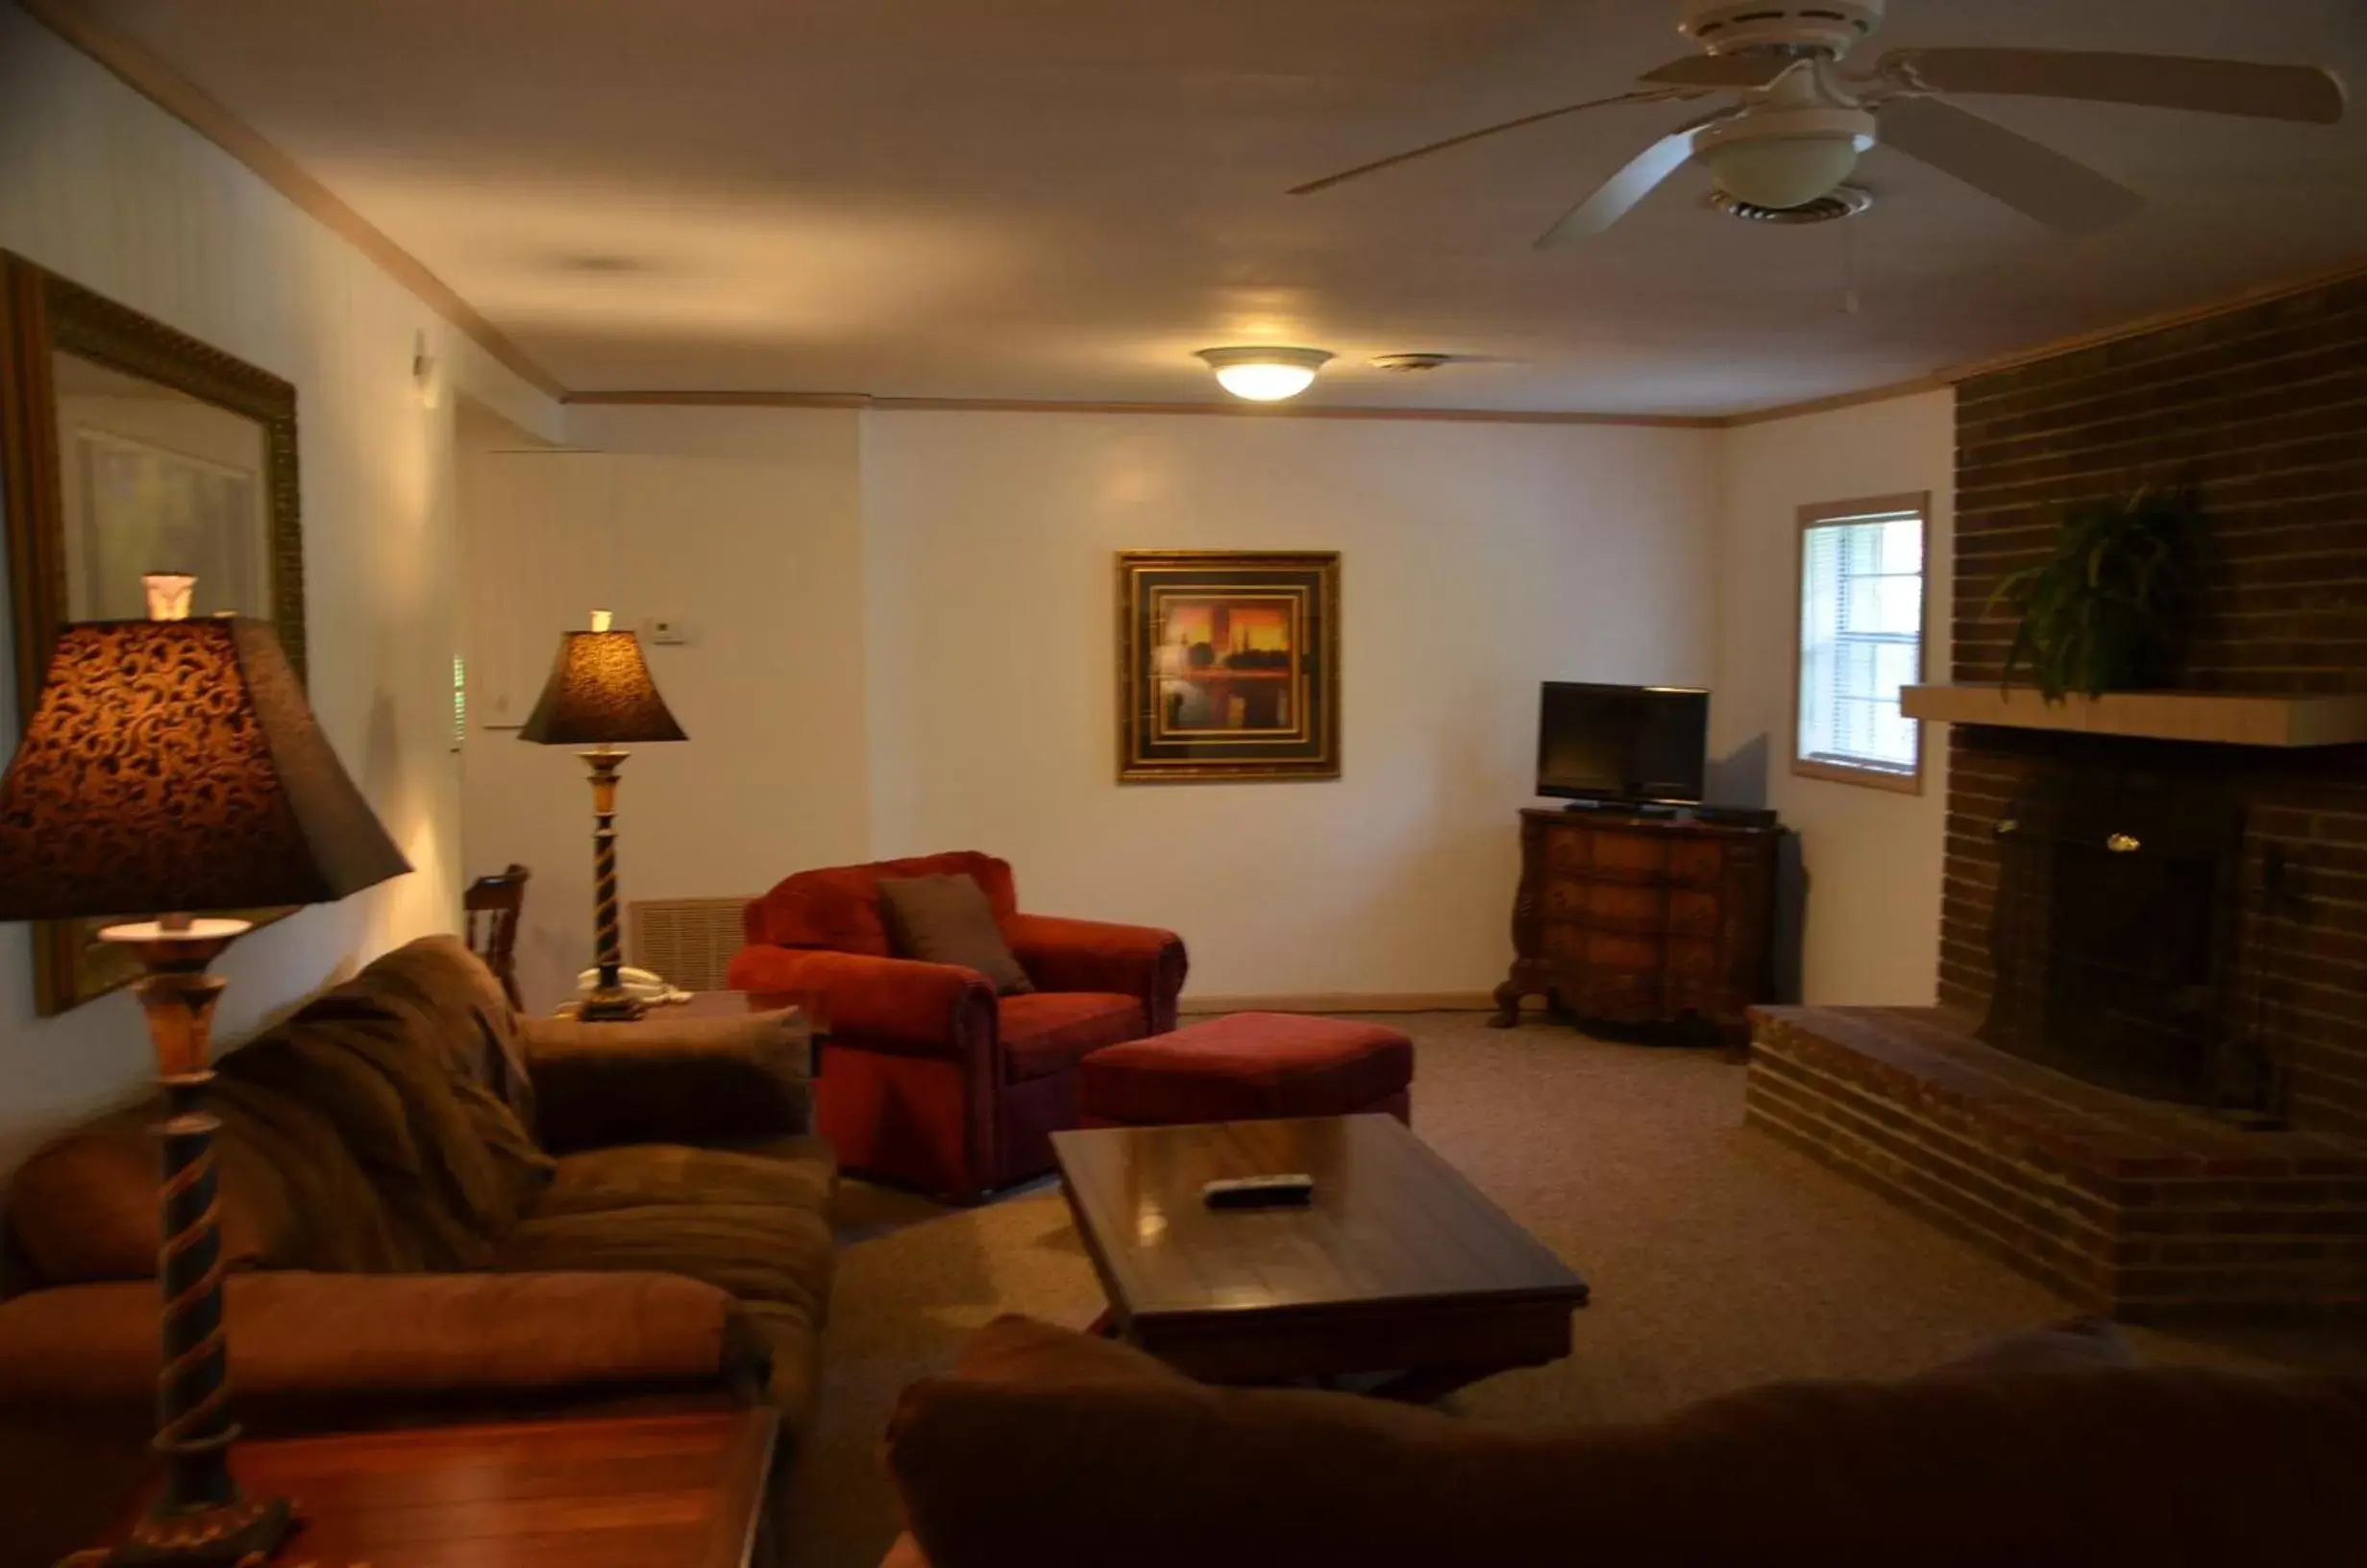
<box><xmin>517</xmin><ymin>624</ymin><xmax>688</xmax><ymax>747</ymax></box>
<box><xmin>0</xmin><ymin>619</ymin><xmax>410</xmax><ymax>921</ymax></box>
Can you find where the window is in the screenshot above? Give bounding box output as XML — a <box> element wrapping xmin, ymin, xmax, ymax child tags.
<box><xmin>1795</xmin><ymin>494</ymin><xmax>1928</xmax><ymax>792</ymax></box>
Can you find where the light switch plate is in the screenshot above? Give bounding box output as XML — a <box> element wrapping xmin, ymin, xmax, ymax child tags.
<box><xmin>646</xmin><ymin>617</ymin><xmax>687</xmax><ymax>646</ymax></box>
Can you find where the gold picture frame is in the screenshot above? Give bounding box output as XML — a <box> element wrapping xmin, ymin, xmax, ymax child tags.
<box><xmin>1117</xmin><ymin>550</ymin><xmax>1340</xmax><ymax>783</ymax></box>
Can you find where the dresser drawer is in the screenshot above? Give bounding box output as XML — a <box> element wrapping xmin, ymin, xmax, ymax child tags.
<box><xmin>1541</xmin><ymin>879</ymin><xmax>1666</xmax><ymax>930</ymax></box>
<box><xmin>1590</xmin><ymin>830</ymin><xmax>1672</xmax><ymax>880</ymax></box>
<box><xmin>1541</xmin><ymin>921</ymin><xmax>1661</xmax><ymax>971</ymax></box>
<box><xmin>1541</xmin><ymin>827</ymin><xmax>1676</xmax><ymax>884</ymax></box>
<box><xmin>1669</xmin><ymin>840</ymin><xmax>1726</xmax><ymax>886</ymax></box>
<box><xmin>1664</xmin><ymin>936</ymin><xmax>1724</xmax><ymax>981</ymax></box>
<box><xmin>1667</xmin><ymin>889</ymin><xmax>1722</xmax><ymax>936</ymax></box>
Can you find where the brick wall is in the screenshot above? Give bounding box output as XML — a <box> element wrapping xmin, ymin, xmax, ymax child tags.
<box><xmin>1944</xmin><ymin>273</ymin><xmax>2367</xmax><ymax>1138</ymax></box>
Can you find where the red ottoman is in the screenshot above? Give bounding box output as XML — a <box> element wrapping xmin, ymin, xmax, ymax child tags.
<box><xmin>1078</xmin><ymin>1012</ymin><xmax>1414</xmax><ymax>1128</ymax></box>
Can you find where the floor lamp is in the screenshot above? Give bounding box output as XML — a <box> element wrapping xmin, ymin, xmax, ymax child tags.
<box><xmin>0</xmin><ymin>591</ymin><xmax>408</xmax><ymax>1564</ymax></box>
<box><xmin>518</xmin><ymin>609</ymin><xmax>686</xmax><ymax>1021</ymax></box>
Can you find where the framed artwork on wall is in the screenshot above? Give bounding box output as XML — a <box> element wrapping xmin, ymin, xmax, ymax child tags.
<box><xmin>1116</xmin><ymin>550</ymin><xmax>1340</xmax><ymax>783</ymax></box>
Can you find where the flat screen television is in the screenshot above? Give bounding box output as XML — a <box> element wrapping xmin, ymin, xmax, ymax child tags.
<box><xmin>1537</xmin><ymin>682</ymin><xmax>1710</xmax><ymax>808</ymax></box>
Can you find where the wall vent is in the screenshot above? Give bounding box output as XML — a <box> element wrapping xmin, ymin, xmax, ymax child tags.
<box><xmin>630</xmin><ymin>896</ymin><xmax>753</xmax><ymax>992</ymax></box>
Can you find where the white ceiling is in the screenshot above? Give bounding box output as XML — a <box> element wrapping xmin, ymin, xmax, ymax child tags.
<box><xmin>71</xmin><ymin>0</ymin><xmax>2367</xmax><ymax>414</ymax></box>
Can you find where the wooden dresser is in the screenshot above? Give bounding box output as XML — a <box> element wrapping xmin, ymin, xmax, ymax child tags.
<box><xmin>1492</xmin><ymin>807</ymin><xmax>1782</xmax><ymax>1041</ymax></box>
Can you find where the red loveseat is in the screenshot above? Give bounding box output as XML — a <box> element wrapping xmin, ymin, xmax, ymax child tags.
<box><xmin>727</xmin><ymin>852</ymin><xmax>1187</xmax><ymax>1201</ymax></box>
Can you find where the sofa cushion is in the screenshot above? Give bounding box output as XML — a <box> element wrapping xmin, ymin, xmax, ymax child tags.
<box><xmin>737</xmin><ymin>1298</ymin><xmax>826</xmax><ymax>1433</ymax></box>
<box><xmin>539</xmin><ymin>1139</ymin><xmax>837</xmax><ymax>1220</ymax></box>
<box><xmin>499</xmin><ymin>1202</ymin><xmax>835</xmax><ymax>1326</ymax></box>
<box><xmin>1078</xmin><ymin>1012</ymin><xmax>1412</xmax><ymax>1125</ymax></box>
<box><xmin>750</xmin><ymin>852</ymin><xmax>1019</xmax><ymax>957</ymax></box>
<box><xmin>886</xmin><ymin>1319</ymin><xmax>2367</xmax><ymax>1568</ymax></box>
<box><xmin>880</xmin><ymin>873</ymin><xmax>1036</xmax><ymax>996</ymax></box>
<box><xmin>522</xmin><ymin>1010</ymin><xmax>816</xmax><ymax>1153</ymax></box>
<box><xmin>999</xmin><ymin>993</ymin><xmax>1147</xmax><ymax>1083</ymax></box>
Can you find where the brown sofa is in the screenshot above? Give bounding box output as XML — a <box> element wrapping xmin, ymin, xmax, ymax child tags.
<box><xmin>880</xmin><ymin>1316</ymin><xmax>2367</xmax><ymax>1568</ymax></box>
<box><xmin>0</xmin><ymin>936</ymin><xmax>833</xmax><ymax>1561</ymax></box>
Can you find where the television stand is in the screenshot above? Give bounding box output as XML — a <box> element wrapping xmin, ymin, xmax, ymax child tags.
<box><xmin>1492</xmin><ymin>807</ymin><xmax>1784</xmax><ymax>1041</ymax></box>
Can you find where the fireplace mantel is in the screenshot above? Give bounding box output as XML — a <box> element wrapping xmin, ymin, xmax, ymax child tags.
<box><xmin>1901</xmin><ymin>685</ymin><xmax>2367</xmax><ymax>747</ymax></box>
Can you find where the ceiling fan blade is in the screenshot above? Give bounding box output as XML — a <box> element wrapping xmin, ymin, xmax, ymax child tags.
<box><xmin>1534</xmin><ymin>126</ymin><xmax>1702</xmax><ymax>248</ymax></box>
<box><xmin>1638</xmin><ymin>54</ymin><xmax>1788</xmax><ymax>89</ymax></box>
<box><xmin>1875</xmin><ymin>95</ymin><xmax>2144</xmax><ymax>233</ymax></box>
<box><xmin>1288</xmin><ymin>88</ymin><xmax>1692</xmax><ymax>195</ymax></box>
<box><xmin>1882</xmin><ymin>48</ymin><xmax>2346</xmax><ymax>124</ymax></box>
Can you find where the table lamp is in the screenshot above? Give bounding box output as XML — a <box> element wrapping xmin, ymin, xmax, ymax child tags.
<box><xmin>517</xmin><ymin>609</ymin><xmax>686</xmax><ymax>1020</ymax></box>
<box><xmin>0</xmin><ymin>580</ymin><xmax>409</xmax><ymax>1565</ymax></box>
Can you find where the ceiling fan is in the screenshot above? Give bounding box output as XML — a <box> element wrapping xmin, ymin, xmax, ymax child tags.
<box><xmin>1290</xmin><ymin>0</ymin><xmax>2349</xmax><ymax>245</ymax></box>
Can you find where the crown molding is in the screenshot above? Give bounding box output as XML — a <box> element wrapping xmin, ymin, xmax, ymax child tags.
<box><xmin>562</xmin><ymin>388</ymin><xmax>1725</xmax><ymax>429</ymax></box>
<box><xmin>1939</xmin><ymin>255</ymin><xmax>2367</xmax><ymax>385</ymax></box>
<box><xmin>19</xmin><ymin>0</ymin><xmax>566</xmax><ymax>402</ymax></box>
<box><xmin>1717</xmin><ymin>375</ymin><xmax>1951</xmax><ymax>428</ymax></box>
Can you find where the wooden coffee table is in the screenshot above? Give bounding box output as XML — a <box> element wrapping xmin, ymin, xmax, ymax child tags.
<box><xmin>1051</xmin><ymin>1115</ymin><xmax>1590</xmax><ymax>1401</ymax></box>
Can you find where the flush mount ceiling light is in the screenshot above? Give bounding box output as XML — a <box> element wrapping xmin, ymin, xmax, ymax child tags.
<box><xmin>1196</xmin><ymin>345</ymin><xmax>1334</xmax><ymax>403</ymax></box>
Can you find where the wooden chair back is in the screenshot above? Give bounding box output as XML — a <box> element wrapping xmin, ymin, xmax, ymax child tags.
<box><xmin>463</xmin><ymin>863</ymin><xmax>530</xmax><ymax>1011</ymax></box>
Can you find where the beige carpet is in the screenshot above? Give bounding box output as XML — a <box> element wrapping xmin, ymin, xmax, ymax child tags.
<box><xmin>784</xmin><ymin>1014</ymin><xmax>2367</xmax><ymax>1568</ymax></box>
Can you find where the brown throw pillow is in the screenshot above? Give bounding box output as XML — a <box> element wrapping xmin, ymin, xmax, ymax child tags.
<box><xmin>878</xmin><ymin>873</ymin><xmax>1035</xmax><ymax>995</ymax></box>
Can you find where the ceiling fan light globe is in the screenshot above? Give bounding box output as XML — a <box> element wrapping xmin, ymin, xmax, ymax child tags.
<box><xmin>1700</xmin><ymin>134</ymin><xmax>1864</xmax><ymax>210</ymax></box>
<box><xmin>1196</xmin><ymin>346</ymin><xmax>1334</xmax><ymax>403</ymax></box>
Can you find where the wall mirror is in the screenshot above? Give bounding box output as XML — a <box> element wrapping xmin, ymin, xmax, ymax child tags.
<box><xmin>0</xmin><ymin>252</ymin><xmax>307</xmax><ymax>1015</ymax></box>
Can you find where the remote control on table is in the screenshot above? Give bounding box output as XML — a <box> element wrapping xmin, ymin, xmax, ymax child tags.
<box><xmin>1202</xmin><ymin>1174</ymin><xmax>1316</xmax><ymax>1209</ymax></box>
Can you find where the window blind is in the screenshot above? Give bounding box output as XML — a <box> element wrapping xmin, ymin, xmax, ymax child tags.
<box><xmin>1798</xmin><ymin>508</ymin><xmax>1923</xmax><ymax>779</ymax></box>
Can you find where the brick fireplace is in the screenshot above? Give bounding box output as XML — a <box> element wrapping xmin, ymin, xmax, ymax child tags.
<box><xmin>1748</xmin><ymin>271</ymin><xmax>2367</xmax><ymax>1317</ymax></box>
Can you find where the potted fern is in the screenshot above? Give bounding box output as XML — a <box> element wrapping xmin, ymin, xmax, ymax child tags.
<box><xmin>1990</xmin><ymin>483</ymin><xmax>2204</xmax><ymax>701</ymax></box>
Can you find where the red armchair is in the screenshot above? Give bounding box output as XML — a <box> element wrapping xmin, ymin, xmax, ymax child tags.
<box><xmin>727</xmin><ymin>852</ymin><xmax>1187</xmax><ymax>1201</ymax></box>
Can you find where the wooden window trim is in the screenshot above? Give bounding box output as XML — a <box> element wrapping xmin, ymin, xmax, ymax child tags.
<box><xmin>1791</xmin><ymin>492</ymin><xmax>1932</xmax><ymax>796</ymax></box>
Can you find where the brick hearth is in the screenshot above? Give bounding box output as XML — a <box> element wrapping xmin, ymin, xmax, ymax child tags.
<box><xmin>1748</xmin><ymin>1006</ymin><xmax>2367</xmax><ymax>1318</ymax></box>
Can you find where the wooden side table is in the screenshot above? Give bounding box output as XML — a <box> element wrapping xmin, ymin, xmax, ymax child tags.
<box><xmin>99</xmin><ymin>1409</ymin><xmax>777</xmax><ymax>1568</ymax></box>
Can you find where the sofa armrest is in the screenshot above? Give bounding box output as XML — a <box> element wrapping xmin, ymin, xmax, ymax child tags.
<box><xmin>727</xmin><ymin>946</ymin><xmax>998</xmax><ymax>1061</ymax></box>
<box><xmin>0</xmin><ymin>1271</ymin><xmax>767</xmax><ymax>1408</ymax></box>
<box><xmin>520</xmin><ymin>1009</ymin><xmax>813</xmax><ymax>1153</ymax></box>
<box><xmin>1004</xmin><ymin>915</ymin><xmax>1188</xmax><ymax>1032</ymax></box>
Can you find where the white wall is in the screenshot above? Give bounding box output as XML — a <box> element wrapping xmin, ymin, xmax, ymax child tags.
<box><xmin>861</xmin><ymin>413</ymin><xmax>1721</xmax><ymax>996</ymax></box>
<box><xmin>452</xmin><ymin>399</ymin><xmax>1960</xmax><ymax>1015</ymax></box>
<box><xmin>0</xmin><ymin>10</ymin><xmax>558</xmax><ymax>1170</ymax></box>
<box><xmin>459</xmin><ymin>406</ymin><xmax>871</xmax><ymax>1012</ymax></box>
<box><xmin>1713</xmin><ymin>390</ymin><xmax>1956</xmax><ymax>1005</ymax></box>
<box><xmin>461</xmin><ymin>409</ymin><xmax>1722</xmax><ymax>1003</ymax></box>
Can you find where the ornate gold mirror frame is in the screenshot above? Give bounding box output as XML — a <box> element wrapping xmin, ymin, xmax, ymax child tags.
<box><xmin>0</xmin><ymin>252</ymin><xmax>307</xmax><ymax>1014</ymax></box>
